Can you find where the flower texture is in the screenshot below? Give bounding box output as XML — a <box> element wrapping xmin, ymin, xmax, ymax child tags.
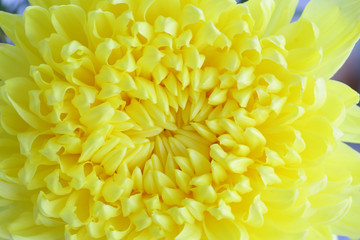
<box><xmin>1</xmin><ymin>0</ymin><xmax>360</xmax><ymax>239</ymax></box>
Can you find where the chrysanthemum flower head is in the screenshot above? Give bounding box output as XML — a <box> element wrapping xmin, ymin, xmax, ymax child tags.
<box><xmin>1</xmin><ymin>0</ymin><xmax>360</xmax><ymax>239</ymax></box>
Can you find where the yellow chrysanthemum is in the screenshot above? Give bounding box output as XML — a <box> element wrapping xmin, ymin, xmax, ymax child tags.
<box><xmin>1</xmin><ymin>0</ymin><xmax>360</xmax><ymax>239</ymax></box>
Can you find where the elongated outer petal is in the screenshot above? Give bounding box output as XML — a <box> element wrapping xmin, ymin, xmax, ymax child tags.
<box><xmin>301</xmin><ymin>0</ymin><xmax>360</xmax><ymax>79</ymax></box>
<box><xmin>340</xmin><ymin>106</ymin><xmax>360</xmax><ymax>143</ymax></box>
<box><xmin>246</xmin><ymin>0</ymin><xmax>275</xmax><ymax>35</ymax></box>
<box><xmin>0</xmin><ymin>12</ymin><xmax>43</xmax><ymax>65</ymax></box>
<box><xmin>328</xmin><ymin>144</ymin><xmax>360</xmax><ymax>238</ymax></box>
<box><xmin>0</xmin><ymin>11</ymin><xmax>22</xmax><ymax>44</ymax></box>
<box><xmin>0</xmin><ymin>45</ymin><xmax>30</xmax><ymax>80</ymax></box>
<box><xmin>263</xmin><ymin>0</ymin><xmax>299</xmax><ymax>37</ymax></box>
<box><xmin>246</xmin><ymin>0</ymin><xmax>298</xmax><ymax>36</ymax></box>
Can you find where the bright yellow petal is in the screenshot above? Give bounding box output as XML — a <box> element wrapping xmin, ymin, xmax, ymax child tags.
<box><xmin>263</xmin><ymin>0</ymin><xmax>299</xmax><ymax>37</ymax></box>
<box><xmin>246</xmin><ymin>0</ymin><xmax>298</xmax><ymax>37</ymax></box>
<box><xmin>203</xmin><ymin>213</ymin><xmax>244</xmax><ymax>240</ymax></box>
<box><xmin>245</xmin><ymin>0</ymin><xmax>275</xmax><ymax>36</ymax></box>
<box><xmin>0</xmin><ymin>45</ymin><xmax>30</xmax><ymax>80</ymax></box>
<box><xmin>327</xmin><ymin>142</ymin><xmax>360</xmax><ymax>187</ymax></box>
<box><xmin>340</xmin><ymin>106</ymin><xmax>360</xmax><ymax>143</ymax></box>
<box><xmin>0</xmin><ymin>11</ymin><xmax>22</xmax><ymax>44</ymax></box>
<box><xmin>175</xmin><ymin>223</ymin><xmax>202</xmax><ymax>240</ymax></box>
<box><xmin>24</xmin><ymin>6</ymin><xmax>55</xmax><ymax>46</ymax></box>
<box><xmin>332</xmin><ymin>193</ymin><xmax>360</xmax><ymax>239</ymax></box>
<box><xmin>50</xmin><ymin>5</ymin><xmax>88</xmax><ymax>46</ymax></box>
<box><xmin>145</xmin><ymin>0</ymin><xmax>181</xmax><ymax>23</ymax></box>
<box><xmin>326</xmin><ymin>80</ymin><xmax>359</xmax><ymax>108</ymax></box>
<box><xmin>301</xmin><ymin>0</ymin><xmax>360</xmax><ymax>79</ymax></box>
<box><xmin>0</xmin><ymin>11</ymin><xmax>43</xmax><ymax>65</ymax></box>
<box><xmin>8</xmin><ymin>211</ymin><xmax>64</xmax><ymax>240</ymax></box>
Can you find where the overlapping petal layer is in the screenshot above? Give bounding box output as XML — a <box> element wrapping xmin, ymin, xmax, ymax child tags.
<box><xmin>0</xmin><ymin>0</ymin><xmax>360</xmax><ymax>239</ymax></box>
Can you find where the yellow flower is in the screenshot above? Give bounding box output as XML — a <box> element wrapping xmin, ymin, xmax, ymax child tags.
<box><xmin>1</xmin><ymin>0</ymin><xmax>360</xmax><ymax>239</ymax></box>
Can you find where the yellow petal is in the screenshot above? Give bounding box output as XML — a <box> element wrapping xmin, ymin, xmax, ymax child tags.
<box><xmin>0</xmin><ymin>11</ymin><xmax>23</xmax><ymax>44</ymax></box>
<box><xmin>8</xmin><ymin>212</ymin><xmax>64</xmax><ymax>240</ymax></box>
<box><xmin>24</xmin><ymin>6</ymin><xmax>55</xmax><ymax>46</ymax></box>
<box><xmin>203</xmin><ymin>213</ymin><xmax>242</xmax><ymax>240</ymax></box>
<box><xmin>332</xmin><ymin>193</ymin><xmax>360</xmax><ymax>239</ymax></box>
<box><xmin>0</xmin><ymin>180</ymin><xmax>31</xmax><ymax>200</ymax></box>
<box><xmin>301</xmin><ymin>0</ymin><xmax>360</xmax><ymax>79</ymax></box>
<box><xmin>306</xmin><ymin>194</ymin><xmax>352</xmax><ymax>225</ymax></box>
<box><xmin>287</xmin><ymin>47</ymin><xmax>322</xmax><ymax>73</ymax></box>
<box><xmin>29</xmin><ymin>0</ymin><xmax>71</xmax><ymax>8</ymax></box>
<box><xmin>326</xmin><ymin>80</ymin><xmax>359</xmax><ymax>108</ymax></box>
<box><xmin>245</xmin><ymin>0</ymin><xmax>275</xmax><ymax>35</ymax></box>
<box><xmin>0</xmin><ymin>45</ymin><xmax>30</xmax><ymax>80</ymax></box>
<box><xmin>307</xmin><ymin>226</ymin><xmax>334</xmax><ymax>240</ymax></box>
<box><xmin>263</xmin><ymin>0</ymin><xmax>299</xmax><ymax>37</ymax></box>
<box><xmin>50</xmin><ymin>5</ymin><xmax>88</xmax><ymax>45</ymax></box>
<box><xmin>145</xmin><ymin>0</ymin><xmax>181</xmax><ymax>23</ymax></box>
<box><xmin>198</xmin><ymin>0</ymin><xmax>235</xmax><ymax>23</ymax></box>
<box><xmin>340</xmin><ymin>106</ymin><xmax>360</xmax><ymax>143</ymax></box>
<box><xmin>327</xmin><ymin>142</ymin><xmax>360</xmax><ymax>186</ymax></box>
<box><xmin>243</xmin><ymin>195</ymin><xmax>268</xmax><ymax>227</ymax></box>
<box><xmin>276</xmin><ymin>18</ymin><xmax>318</xmax><ymax>50</ymax></box>
<box><xmin>180</xmin><ymin>4</ymin><xmax>205</xmax><ymax>28</ymax></box>
<box><xmin>175</xmin><ymin>223</ymin><xmax>202</xmax><ymax>240</ymax></box>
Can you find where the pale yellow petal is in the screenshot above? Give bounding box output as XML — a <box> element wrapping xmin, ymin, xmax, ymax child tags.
<box><xmin>0</xmin><ymin>11</ymin><xmax>43</xmax><ymax>65</ymax></box>
<box><xmin>245</xmin><ymin>0</ymin><xmax>275</xmax><ymax>35</ymax></box>
<box><xmin>145</xmin><ymin>0</ymin><xmax>181</xmax><ymax>23</ymax></box>
<box><xmin>263</xmin><ymin>0</ymin><xmax>299</xmax><ymax>37</ymax></box>
<box><xmin>24</xmin><ymin>6</ymin><xmax>55</xmax><ymax>46</ymax></box>
<box><xmin>203</xmin><ymin>213</ymin><xmax>242</xmax><ymax>240</ymax></box>
<box><xmin>50</xmin><ymin>5</ymin><xmax>88</xmax><ymax>46</ymax></box>
<box><xmin>175</xmin><ymin>223</ymin><xmax>202</xmax><ymax>240</ymax></box>
<box><xmin>0</xmin><ymin>45</ymin><xmax>30</xmax><ymax>80</ymax></box>
<box><xmin>327</xmin><ymin>142</ymin><xmax>360</xmax><ymax>186</ymax></box>
<box><xmin>8</xmin><ymin>212</ymin><xmax>64</xmax><ymax>240</ymax></box>
<box><xmin>326</xmin><ymin>80</ymin><xmax>359</xmax><ymax>108</ymax></box>
<box><xmin>0</xmin><ymin>11</ymin><xmax>22</xmax><ymax>44</ymax></box>
<box><xmin>332</xmin><ymin>193</ymin><xmax>360</xmax><ymax>239</ymax></box>
<box><xmin>301</xmin><ymin>0</ymin><xmax>360</xmax><ymax>79</ymax></box>
<box><xmin>340</xmin><ymin>106</ymin><xmax>360</xmax><ymax>143</ymax></box>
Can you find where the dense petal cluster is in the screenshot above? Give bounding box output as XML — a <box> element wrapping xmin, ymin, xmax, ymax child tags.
<box><xmin>1</xmin><ymin>0</ymin><xmax>360</xmax><ymax>239</ymax></box>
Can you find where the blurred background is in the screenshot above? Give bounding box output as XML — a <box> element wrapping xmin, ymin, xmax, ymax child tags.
<box><xmin>0</xmin><ymin>0</ymin><xmax>359</xmax><ymax>239</ymax></box>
